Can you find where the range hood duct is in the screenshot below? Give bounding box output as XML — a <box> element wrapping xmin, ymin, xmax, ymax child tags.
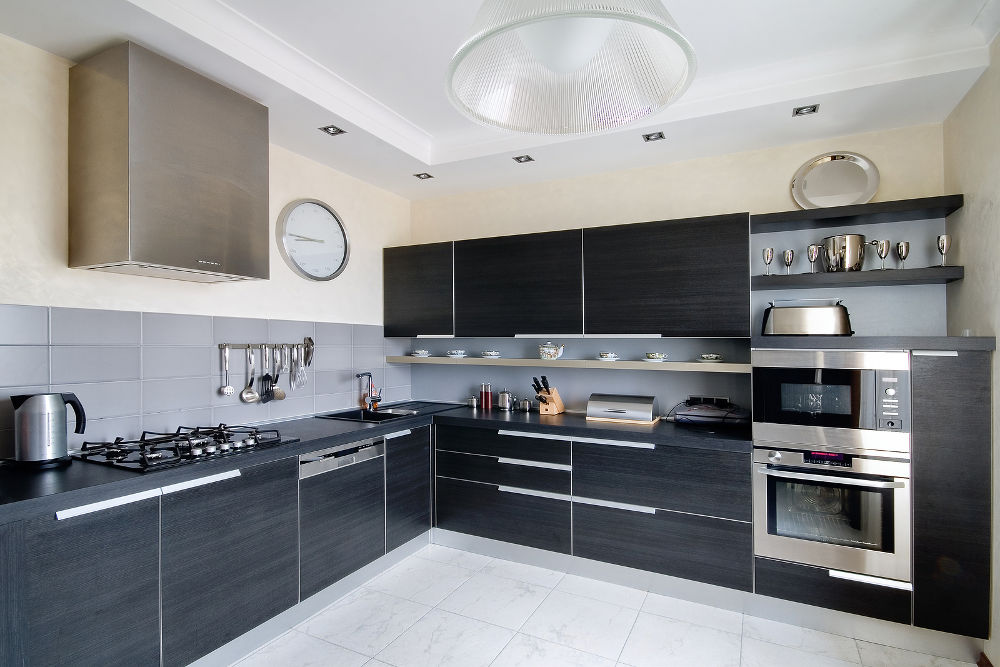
<box><xmin>69</xmin><ymin>42</ymin><xmax>269</xmax><ymax>282</ymax></box>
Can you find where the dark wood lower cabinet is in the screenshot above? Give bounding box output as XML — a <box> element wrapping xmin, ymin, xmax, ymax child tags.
<box><xmin>0</xmin><ymin>521</ymin><xmax>24</xmax><ymax>665</ymax></box>
<box><xmin>911</xmin><ymin>351</ymin><xmax>992</xmax><ymax>638</ymax></box>
<box><xmin>161</xmin><ymin>459</ymin><xmax>299</xmax><ymax>667</ymax></box>
<box><xmin>22</xmin><ymin>498</ymin><xmax>161</xmax><ymax>667</ymax></box>
<box><xmin>573</xmin><ymin>503</ymin><xmax>752</xmax><ymax>591</ymax></box>
<box><xmin>437</xmin><ymin>450</ymin><xmax>571</xmax><ymax>494</ymax></box>
<box><xmin>755</xmin><ymin>557</ymin><xmax>911</xmax><ymax>624</ymax></box>
<box><xmin>436</xmin><ymin>477</ymin><xmax>571</xmax><ymax>554</ymax></box>
<box><xmin>300</xmin><ymin>455</ymin><xmax>386</xmax><ymax>598</ymax></box>
<box><xmin>386</xmin><ymin>427</ymin><xmax>432</xmax><ymax>552</ymax></box>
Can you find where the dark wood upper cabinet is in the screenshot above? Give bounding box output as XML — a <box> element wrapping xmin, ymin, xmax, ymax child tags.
<box><xmin>384</xmin><ymin>242</ymin><xmax>454</xmax><ymax>337</ymax></box>
<box><xmin>584</xmin><ymin>213</ymin><xmax>750</xmax><ymax>336</ymax></box>
<box><xmin>911</xmin><ymin>350</ymin><xmax>991</xmax><ymax>638</ymax></box>
<box><xmin>454</xmin><ymin>230</ymin><xmax>583</xmax><ymax>336</ymax></box>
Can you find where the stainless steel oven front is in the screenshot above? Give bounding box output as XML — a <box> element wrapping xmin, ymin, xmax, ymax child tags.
<box><xmin>753</xmin><ymin>446</ymin><xmax>911</xmax><ymax>583</ymax></box>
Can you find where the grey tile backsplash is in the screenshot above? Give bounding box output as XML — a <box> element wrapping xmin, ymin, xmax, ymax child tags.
<box><xmin>0</xmin><ymin>304</ymin><xmax>408</xmax><ymax>457</ymax></box>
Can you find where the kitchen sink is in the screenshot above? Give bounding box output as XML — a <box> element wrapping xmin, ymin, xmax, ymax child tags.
<box><xmin>316</xmin><ymin>408</ymin><xmax>418</xmax><ymax>423</ymax></box>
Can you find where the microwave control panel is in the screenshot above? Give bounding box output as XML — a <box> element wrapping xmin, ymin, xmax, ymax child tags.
<box><xmin>876</xmin><ymin>369</ymin><xmax>909</xmax><ymax>431</ymax></box>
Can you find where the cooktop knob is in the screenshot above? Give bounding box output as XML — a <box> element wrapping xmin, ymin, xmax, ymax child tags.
<box><xmin>767</xmin><ymin>451</ymin><xmax>781</xmax><ymax>463</ymax></box>
<box><xmin>885</xmin><ymin>387</ymin><xmax>897</xmax><ymax>396</ymax></box>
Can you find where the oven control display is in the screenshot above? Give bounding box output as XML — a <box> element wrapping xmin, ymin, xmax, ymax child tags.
<box><xmin>805</xmin><ymin>451</ymin><xmax>852</xmax><ymax>467</ymax></box>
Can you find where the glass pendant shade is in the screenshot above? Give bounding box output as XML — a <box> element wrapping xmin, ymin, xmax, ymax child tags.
<box><xmin>447</xmin><ymin>0</ymin><xmax>696</xmax><ymax>135</ymax></box>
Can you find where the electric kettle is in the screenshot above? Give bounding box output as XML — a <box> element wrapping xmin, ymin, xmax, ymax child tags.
<box><xmin>10</xmin><ymin>393</ymin><xmax>86</xmax><ymax>467</ymax></box>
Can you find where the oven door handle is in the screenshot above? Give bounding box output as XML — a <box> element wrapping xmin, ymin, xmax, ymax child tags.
<box><xmin>759</xmin><ymin>467</ymin><xmax>906</xmax><ymax>489</ymax></box>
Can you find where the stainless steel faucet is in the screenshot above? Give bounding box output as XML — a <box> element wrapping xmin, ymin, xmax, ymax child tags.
<box><xmin>356</xmin><ymin>372</ymin><xmax>382</xmax><ymax>410</ymax></box>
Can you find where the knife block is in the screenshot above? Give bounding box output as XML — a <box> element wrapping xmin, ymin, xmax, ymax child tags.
<box><xmin>538</xmin><ymin>387</ymin><xmax>565</xmax><ymax>415</ymax></box>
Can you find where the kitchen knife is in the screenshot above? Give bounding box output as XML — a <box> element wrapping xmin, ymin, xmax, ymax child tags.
<box><xmin>535</xmin><ymin>394</ymin><xmax>548</xmax><ymax>404</ymax></box>
<box><xmin>532</xmin><ymin>377</ymin><xmax>543</xmax><ymax>393</ymax></box>
<box><xmin>540</xmin><ymin>376</ymin><xmax>550</xmax><ymax>394</ymax></box>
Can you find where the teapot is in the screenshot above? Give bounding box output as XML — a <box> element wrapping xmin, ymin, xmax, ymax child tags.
<box><xmin>538</xmin><ymin>342</ymin><xmax>565</xmax><ymax>360</ymax></box>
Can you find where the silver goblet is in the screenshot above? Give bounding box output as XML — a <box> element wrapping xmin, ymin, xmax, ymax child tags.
<box><xmin>937</xmin><ymin>234</ymin><xmax>951</xmax><ymax>266</ymax></box>
<box><xmin>807</xmin><ymin>244</ymin><xmax>820</xmax><ymax>273</ymax></box>
<box><xmin>895</xmin><ymin>241</ymin><xmax>909</xmax><ymax>269</ymax></box>
<box><xmin>871</xmin><ymin>239</ymin><xmax>891</xmax><ymax>270</ymax></box>
<box><xmin>783</xmin><ymin>249</ymin><xmax>794</xmax><ymax>275</ymax></box>
<box><xmin>763</xmin><ymin>247</ymin><xmax>774</xmax><ymax>276</ymax></box>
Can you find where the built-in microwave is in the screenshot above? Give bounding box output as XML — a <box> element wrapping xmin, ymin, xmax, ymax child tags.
<box><xmin>751</xmin><ymin>349</ymin><xmax>910</xmax><ymax>455</ymax></box>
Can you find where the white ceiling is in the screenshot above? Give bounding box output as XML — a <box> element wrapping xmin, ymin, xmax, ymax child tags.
<box><xmin>1</xmin><ymin>0</ymin><xmax>997</xmax><ymax>200</ymax></box>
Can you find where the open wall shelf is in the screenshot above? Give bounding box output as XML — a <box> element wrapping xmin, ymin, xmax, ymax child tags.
<box><xmin>386</xmin><ymin>356</ymin><xmax>750</xmax><ymax>374</ymax></box>
<box><xmin>751</xmin><ymin>265</ymin><xmax>964</xmax><ymax>290</ymax></box>
<box><xmin>749</xmin><ymin>195</ymin><xmax>964</xmax><ymax>233</ymax></box>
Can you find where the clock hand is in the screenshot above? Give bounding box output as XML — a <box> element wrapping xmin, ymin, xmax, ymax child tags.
<box><xmin>289</xmin><ymin>234</ymin><xmax>326</xmax><ymax>243</ymax></box>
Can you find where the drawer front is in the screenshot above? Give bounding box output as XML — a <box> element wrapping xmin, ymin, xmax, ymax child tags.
<box><xmin>436</xmin><ymin>425</ymin><xmax>570</xmax><ymax>464</ymax></box>
<box><xmin>755</xmin><ymin>557</ymin><xmax>911</xmax><ymax>624</ymax></box>
<box><xmin>573</xmin><ymin>502</ymin><xmax>752</xmax><ymax>591</ymax></box>
<box><xmin>573</xmin><ymin>442</ymin><xmax>750</xmax><ymax>521</ymax></box>
<box><xmin>436</xmin><ymin>477</ymin><xmax>571</xmax><ymax>554</ymax></box>
<box><xmin>437</xmin><ymin>450</ymin><xmax>571</xmax><ymax>494</ymax></box>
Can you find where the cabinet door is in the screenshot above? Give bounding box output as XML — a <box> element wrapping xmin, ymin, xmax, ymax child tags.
<box><xmin>584</xmin><ymin>213</ymin><xmax>750</xmax><ymax>336</ymax></box>
<box><xmin>386</xmin><ymin>427</ymin><xmax>431</xmax><ymax>552</ymax></box>
<box><xmin>437</xmin><ymin>477</ymin><xmax>571</xmax><ymax>554</ymax></box>
<box><xmin>573</xmin><ymin>502</ymin><xmax>752</xmax><ymax>591</ymax></box>
<box><xmin>300</xmin><ymin>455</ymin><xmax>385</xmax><ymax>599</ymax></box>
<box><xmin>0</xmin><ymin>521</ymin><xmax>23</xmax><ymax>665</ymax></box>
<box><xmin>455</xmin><ymin>230</ymin><xmax>583</xmax><ymax>336</ymax></box>
<box><xmin>573</xmin><ymin>441</ymin><xmax>750</xmax><ymax>522</ymax></box>
<box><xmin>22</xmin><ymin>497</ymin><xmax>160</xmax><ymax>667</ymax></box>
<box><xmin>384</xmin><ymin>242</ymin><xmax>454</xmax><ymax>337</ymax></box>
<box><xmin>911</xmin><ymin>351</ymin><xmax>991</xmax><ymax>638</ymax></box>
<box><xmin>161</xmin><ymin>459</ymin><xmax>299</xmax><ymax>667</ymax></box>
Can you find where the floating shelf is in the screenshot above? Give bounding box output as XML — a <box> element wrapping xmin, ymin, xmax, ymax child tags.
<box><xmin>386</xmin><ymin>356</ymin><xmax>750</xmax><ymax>374</ymax></box>
<box><xmin>749</xmin><ymin>195</ymin><xmax>964</xmax><ymax>234</ymax></box>
<box><xmin>751</xmin><ymin>265</ymin><xmax>964</xmax><ymax>290</ymax></box>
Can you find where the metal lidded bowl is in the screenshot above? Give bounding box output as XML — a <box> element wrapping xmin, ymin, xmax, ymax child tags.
<box><xmin>821</xmin><ymin>234</ymin><xmax>866</xmax><ymax>272</ymax></box>
<box><xmin>791</xmin><ymin>151</ymin><xmax>879</xmax><ymax>209</ymax></box>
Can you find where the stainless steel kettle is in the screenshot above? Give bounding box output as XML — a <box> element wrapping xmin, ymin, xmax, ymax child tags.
<box><xmin>10</xmin><ymin>393</ymin><xmax>86</xmax><ymax>466</ymax></box>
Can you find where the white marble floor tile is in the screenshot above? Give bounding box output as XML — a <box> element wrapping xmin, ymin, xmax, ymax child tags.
<box><xmin>438</xmin><ymin>572</ymin><xmax>551</xmax><ymax>629</ymax></box>
<box><xmin>743</xmin><ymin>615</ymin><xmax>861</xmax><ymax>663</ymax></box>
<box><xmin>415</xmin><ymin>544</ymin><xmax>492</xmax><ymax>571</ymax></box>
<box><xmin>520</xmin><ymin>590</ymin><xmax>639</xmax><ymax>660</ymax></box>
<box><xmin>618</xmin><ymin>611</ymin><xmax>741</xmax><ymax>667</ymax></box>
<box><xmin>742</xmin><ymin>637</ymin><xmax>862</xmax><ymax>667</ymax></box>
<box><xmin>479</xmin><ymin>557</ymin><xmax>565</xmax><ymax>588</ymax></box>
<box><xmin>234</xmin><ymin>630</ymin><xmax>369</xmax><ymax>667</ymax></box>
<box><xmin>298</xmin><ymin>588</ymin><xmax>430</xmax><ymax>657</ymax></box>
<box><xmin>366</xmin><ymin>555</ymin><xmax>474</xmax><ymax>605</ymax></box>
<box><xmin>375</xmin><ymin>608</ymin><xmax>513</xmax><ymax>667</ymax></box>
<box><xmin>641</xmin><ymin>592</ymin><xmax>744</xmax><ymax>635</ymax></box>
<box><xmin>491</xmin><ymin>633</ymin><xmax>616</xmax><ymax>667</ymax></box>
<box><xmin>556</xmin><ymin>574</ymin><xmax>647</xmax><ymax>609</ymax></box>
<box><xmin>364</xmin><ymin>661</ymin><xmax>393</xmax><ymax>666</ymax></box>
<box><xmin>856</xmin><ymin>641</ymin><xmax>977</xmax><ymax>667</ymax></box>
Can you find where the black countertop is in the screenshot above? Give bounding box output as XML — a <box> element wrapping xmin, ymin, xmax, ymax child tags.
<box><xmin>751</xmin><ymin>335</ymin><xmax>995</xmax><ymax>351</ymax></box>
<box><xmin>0</xmin><ymin>402</ymin><xmax>750</xmax><ymax>524</ymax></box>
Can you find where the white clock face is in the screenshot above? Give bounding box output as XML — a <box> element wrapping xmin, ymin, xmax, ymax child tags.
<box><xmin>277</xmin><ymin>200</ymin><xmax>349</xmax><ymax>280</ymax></box>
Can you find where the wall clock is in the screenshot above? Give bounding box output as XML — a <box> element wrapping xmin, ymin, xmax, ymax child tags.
<box><xmin>276</xmin><ymin>199</ymin><xmax>350</xmax><ymax>281</ymax></box>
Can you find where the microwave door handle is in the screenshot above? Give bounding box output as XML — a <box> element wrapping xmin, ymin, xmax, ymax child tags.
<box><xmin>759</xmin><ymin>468</ymin><xmax>906</xmax><ymax>489</ymax></box>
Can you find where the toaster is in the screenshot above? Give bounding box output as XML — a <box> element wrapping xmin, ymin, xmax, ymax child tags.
<box><xmin>761</xmin><ymin>300</ymin><xmax>853</xmax><ymax>336</ymax></box>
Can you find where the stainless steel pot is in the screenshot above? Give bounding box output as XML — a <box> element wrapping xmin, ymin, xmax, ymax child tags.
<box><xmin>497</xmin><ymin>389</ymin><xmax>514</xmax><ymax>411</ymax></box>
<box><xmin>821</xmin><ymin>234</ymin><xmax>866</xmax><ymax>272</ymax></box>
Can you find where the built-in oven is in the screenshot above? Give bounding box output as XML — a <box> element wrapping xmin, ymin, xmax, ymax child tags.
<box><xmin>752</xmin><ymin>349</ymin><xmax>911</xmax><ymax>455</ymax></box>
<box><xmin>753</xmin><ymin>446</ymin><xmax>911</xmax><ymax>583</ymax></box>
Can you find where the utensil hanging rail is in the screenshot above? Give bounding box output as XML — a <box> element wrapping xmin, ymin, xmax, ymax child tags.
<box><xmin>219</xmin><ymin>338</ymin><xmax>315</xmax><ymax>366</ymax></box>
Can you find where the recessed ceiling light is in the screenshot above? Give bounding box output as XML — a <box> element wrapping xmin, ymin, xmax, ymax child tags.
<box><xmin>792</xmin><ymin>104</ymin><xmax>820</xmax><ymax>117</ymax></box>
<box><xmin>512</xmin><ymin>155</ymin><xmax>534</xmax><ymax>163</ymax></box>
<box><xmin>642</xmin><ymin>131</ymin><xmax>666</xmax><ymax>142</ymax></box>
<box><xmin>413</xmin><ymin>173</ymin><xmax>434</xmax><ymax>180</ymax></box>
<box><xmin>318</xmin><ymin>124</ymin><xmax>347</xmax><ymax>136</ymax></box>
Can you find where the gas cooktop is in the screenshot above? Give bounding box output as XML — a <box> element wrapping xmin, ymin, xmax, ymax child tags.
<box><xmin>73</xmin><ymin>425</ymin><xmax>298</xmax><ymax>473</ymax></box>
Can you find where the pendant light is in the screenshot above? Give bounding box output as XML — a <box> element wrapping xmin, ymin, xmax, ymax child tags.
<box><xmin>447</xmin><ymin>0</ymin><xmax>696</xmax><ymax>135</ymax></box>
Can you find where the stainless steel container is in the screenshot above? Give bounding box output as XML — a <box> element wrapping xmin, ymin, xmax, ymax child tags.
<box><xmin>586</xmin><ymin>394</ymin><xmax>658</xmax><ymax>423</ymax></box>
<box><xmin>497</xmin><ymin>389</ymin><xmax>515</xmax><ymax>411</ymax></box>
<box><xmin>761</xmin><ymin>300</ymin><xmax>853</xmax><ymax>335</ymax></box>
<box><xmin>821</xmin><ymin>234</ymin><xmax>866</xmax><ymax>272</ymax></box>
<box><xmin>517</xmin><ymin>399</ymin><xmax>532</xmax><ymax>412</ymax></box>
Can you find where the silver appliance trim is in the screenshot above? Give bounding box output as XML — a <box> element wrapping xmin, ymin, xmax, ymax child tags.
<box><xmin>751</xmin><ymin>349</ymin><xmax>910</xmax><ymax>371</ymax></box>
<box><xmin>758</xmin><ymin>468</ymin><xmax>905</xmax><ymax>489</ymax></box>
<box><xmin>752</xmin><ymin>448</ymin><xmax>910</xmax><ymax>471</ymax></box>
<box><xmin>828</xmin><ymin>569</ymin><xmax>913</xmax><ymax>591</ymax></box>
<box><xmin>752</xmin><ymin>422</ymin><xmax>910</xmax><ymax>454</ymax></box>
<box><xmin>300</xmin><ymin>439</ymin><xmax>384</xmax><ymax>479</ymax></box>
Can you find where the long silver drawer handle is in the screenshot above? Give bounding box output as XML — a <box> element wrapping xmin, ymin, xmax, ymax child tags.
<box><xmin>384</xmin><ymin>429</ymin><xmax>412</xmax><ymax>439</ymax></box>
<box><xmin>912</xmin><ymin>350</ymin><xmax>958</xmax><ymax>357</ymax></box>
<box><xmin>497</xmin><ymin>430</ymin><xmax>655</xmax><ymax>449</ymax></box>
<box><xmin>759</xmin><ymin>468</ymin><xmax>905</xmax><ymax>489</ymax></box>
<box><xmin>572</xmin><ymin>495</ymin><xmax>656</xmax><ymax>514</ymax></box>
<box><xmin>497</xmin><ymin>457</ymin><xmax>572</xmax><ymax>471</ymax></box>
<box><xmin>828</xmin><ymin>569</ymin><xmax>912</xmax><ymax>591</ymax></box>
<box><xmin>161</xmin><ymin>470</ymin><xmax>242</xmax><ymax>495</ymax></box>
<box><xmin>56</xmin><ymin>488</ymin><xmax>162</xmax><ymax>520</ymax></box>
<box><xmin>497</xmin><ymin>486</ymin><xmax>572</xmax><ymax>502</ymax></box>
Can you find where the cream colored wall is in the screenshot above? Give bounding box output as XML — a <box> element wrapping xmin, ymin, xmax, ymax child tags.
<box><xmin>0</xmin><ymin>34</ymin><xmax>410</xmax><ymax>324</ymax></box>
<box><xmin>410</xmin><ymin>124</ymin><xmax>945</xmax><ymax>242</ymax></box>
<box><xmin>944</xmin><ymin>33</ymin><xmax>1000</xmax><ymax>658</ymax></box>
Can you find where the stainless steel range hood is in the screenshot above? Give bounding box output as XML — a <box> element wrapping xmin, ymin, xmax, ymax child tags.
<box><xmin>69</xmin><ymin>42</ymin><xmax>269</xmax><ymax>282</ymax></box>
